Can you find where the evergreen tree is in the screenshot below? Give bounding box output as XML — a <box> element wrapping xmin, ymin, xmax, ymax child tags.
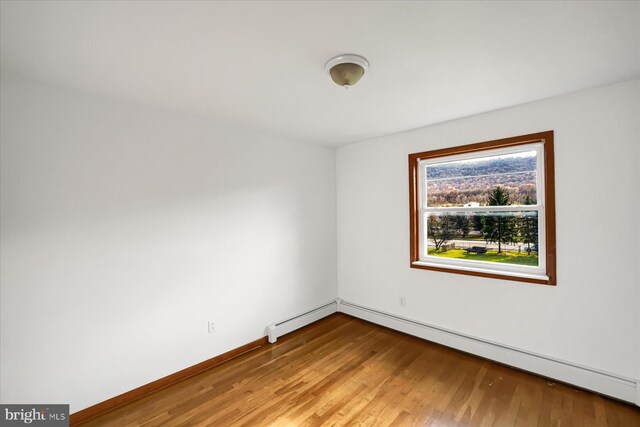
<box><xmin>481</xmin><ymin>186</ymin><xmax>517</xmax><ymax>253</ymax></box>
<box><xmin>454</xmin><ymin>215</ymin><xmax>470</xmax><ymax>239</ymax></box>
<box><xmin>519</xmin><ymin>195</ymin><xmax>538</xmax><ymax>254</ymax></box>
<box><xmin>471</xmin><ymin>215</ymin><xmax>483</xmax><ymax>237</ymax></box>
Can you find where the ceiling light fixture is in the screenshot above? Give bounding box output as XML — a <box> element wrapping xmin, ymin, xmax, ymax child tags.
<box><xmin>324</xmin><ymin>54</ymin><xmax>369</xmax><ymax>89</ymax></box>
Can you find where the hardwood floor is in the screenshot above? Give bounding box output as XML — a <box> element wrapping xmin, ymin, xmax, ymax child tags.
<box><xmin>81</xmin><ymin>314</ymin><xmax>640</xmax><ymax>426</ymax></box>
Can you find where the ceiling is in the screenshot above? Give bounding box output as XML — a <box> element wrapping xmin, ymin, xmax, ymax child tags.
<box><xmin>1</xmin><ymin>1</ymin><xmax>639</xmax><ymax>146</ymax></box>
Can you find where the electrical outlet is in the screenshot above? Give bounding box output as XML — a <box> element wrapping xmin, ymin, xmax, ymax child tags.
<box><xmin>208</xmin><ymin>321</ymin><xmax>216</xmax><ymax>334</ymax></box>
<box><xmin>400</xmin><ymin>296</ymin><xmax>407</xmax><ymax>307</ymax></box>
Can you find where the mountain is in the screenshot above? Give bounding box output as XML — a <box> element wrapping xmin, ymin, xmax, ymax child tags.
<box><xmin>426</xmin><ymin>155</ymin><xmax>537</xmax><ymax>207</ymax></box>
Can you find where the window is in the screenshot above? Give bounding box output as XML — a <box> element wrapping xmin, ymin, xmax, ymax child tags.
<box><xmin>409</xmin><ymin>131</ymin><xmax>556</xmax><ymax>285</ymax></box>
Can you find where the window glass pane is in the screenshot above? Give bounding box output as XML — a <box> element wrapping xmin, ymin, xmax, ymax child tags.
<box><xmin>425</xmin><ymin>151</ymin><xmax>537</xmax><ymax>207</ymax></box>
<box><xmin>424</xmin><ymin>211</ymin><xmax>539</xmax><ymax>267</ymax></box>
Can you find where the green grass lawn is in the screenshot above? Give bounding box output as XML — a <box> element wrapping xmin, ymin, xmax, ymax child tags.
<box><xmin>427</xmin><ymin>248</ymin><xmax>538</xmax><ymax>266</ymax></box>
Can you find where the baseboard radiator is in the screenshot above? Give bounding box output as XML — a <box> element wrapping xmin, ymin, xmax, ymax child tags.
<box><xmin>266</xmin><ymin>299</ymin><xmax>339</xmax><ymax>343</ymax></box>
<box><xmin>337</xmin><ymin>299</ymin><xmax>638</xmax><ymax>405</ymax></box>
<box><xmin>266</xmin><ymin>298</ymin><xmax>637</xmax><ymax>405</ymax></box>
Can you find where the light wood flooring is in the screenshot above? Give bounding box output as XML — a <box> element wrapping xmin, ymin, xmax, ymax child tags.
<box><xmin>82</xmin><ymin>313</ymin><xmax>640</xmax><ymax>426</ymax></box>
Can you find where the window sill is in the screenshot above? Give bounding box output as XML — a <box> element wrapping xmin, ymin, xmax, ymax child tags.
<box><xmin>411</xmin><ymin>260</ymin><xmax>554</xmax><ymax>285</ymax></box>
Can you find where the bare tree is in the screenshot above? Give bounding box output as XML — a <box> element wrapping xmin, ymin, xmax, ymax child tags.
<box><xmin>428</xmin><ymin>214</ymin><xmax>458</xmax><ymax>251</ymax></box>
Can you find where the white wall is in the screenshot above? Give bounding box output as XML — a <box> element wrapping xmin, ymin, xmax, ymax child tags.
<box><xmin>337</xmin><ymin>80</ymin><xmax>640</xmax><ymax>381</ymax></box>
<box><xmin>2</xmin><ymin>73</ymin><xmax>638</xmax><ymax>411</ymax></box>
<box><xmin>0</xmin><ymin>75</ymin><xmax>337</xmax><ymax>412</ymax></box>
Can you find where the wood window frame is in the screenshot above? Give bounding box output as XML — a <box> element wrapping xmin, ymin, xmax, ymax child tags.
<box><xmin>408</xmin><ymin>131</ymin><xmax>556</xmax><ymax>285</ymax></box>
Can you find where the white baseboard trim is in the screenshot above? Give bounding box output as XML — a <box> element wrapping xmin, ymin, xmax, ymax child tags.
<box><xmin>338</xmin><ymin>299</ymin><xmax>638</xmax><ymax>405</ymax></box>
<box><xmin>266</xmin><ymin>299</ymin><xmax>338</xmax><ymax>343</ymax></box>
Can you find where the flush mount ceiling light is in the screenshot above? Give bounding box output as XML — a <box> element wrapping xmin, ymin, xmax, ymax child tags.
<box><xmin>324</xmin><ymin>54</ymin><xmax>369</xmax><ymax>88</ymax></box>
